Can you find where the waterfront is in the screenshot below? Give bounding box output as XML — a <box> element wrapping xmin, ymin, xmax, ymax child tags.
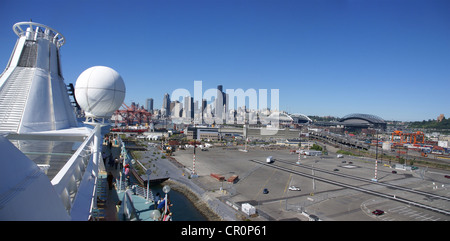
<box><xmin>151</xmin><ymin>184</ymin><xmax>207</xmax><ymax>221</ymax></box>
<box><xmin>107</xmin><ymin>134</ymin><xmax>450</xmax><ymax>221</ymax></box>
<box><xmin>136</xmin><ymin>142</ymin><xmax>239</xmax><ymax>221</ymax></box>
<box><xmin>103</xmin><ymin>138</ymin><xmax>208</xmax><ymax>221</ymax></box>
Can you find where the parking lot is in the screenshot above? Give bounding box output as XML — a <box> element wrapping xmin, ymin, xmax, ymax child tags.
<box><xmin>171</xmin><ymin>144</ymin><xmax>450</xmax><ymax>221</ymax></box>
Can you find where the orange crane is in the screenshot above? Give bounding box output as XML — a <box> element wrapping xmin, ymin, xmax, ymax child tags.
<box><xmin>391</xmin><ymin>131</ymin><xmax>425</xmax><ymax>145</ymax></box>
<box><xmin>114</xmin><ymin>102</ymin><xmax>152</xmax><ymax>126</ymax></box>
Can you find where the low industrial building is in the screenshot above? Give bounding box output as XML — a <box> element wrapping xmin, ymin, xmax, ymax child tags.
<box><xmin>186</xmin><ymin>127</ymin><xmax>219</xmax><ymax>141</ymax></box>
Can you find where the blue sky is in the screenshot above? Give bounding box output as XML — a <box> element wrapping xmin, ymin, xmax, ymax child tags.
<box><xmin>0</xmin><ymin>0</ymin><xmax>449</xmax><ymax>121</ymax></box>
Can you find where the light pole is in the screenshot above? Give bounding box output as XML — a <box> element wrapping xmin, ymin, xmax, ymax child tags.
<box><xmin>192</xmin><ymin>143</ymin><xmax>198</xmax><ymax>178</ymax></box>
<box><xmin>312</xmin><ymin>164</ymin><xmax>315</xmax><ymax>195</ymax></box>
<box><xmin>149</xmin><ymin>209</ymin><xmax>161</xmax><ymax>221</ymax></box>
<box><xmin>298</xmin><ymin>130</ymin><xmax>302</xmax><ymax>165</ymax></box>
<box><xmin>372</xmin><ymin>129</ymin><xmax>379</xmax><ymax>182</ymax></box>
<box><xmin>163</xmin><ymin>185</ymin><xmax>171</xmax><ymax>215</ymax></box>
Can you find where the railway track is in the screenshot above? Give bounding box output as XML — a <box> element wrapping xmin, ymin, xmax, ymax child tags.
<box><xmin>275</xmin><ymin>158</ymin><xmax>450</xmax><ymax>202</ymax></box>
<box><xmin>248</xmin><ymin>159</ymin><xmax>450</xmax><ymax>216</ymax></box>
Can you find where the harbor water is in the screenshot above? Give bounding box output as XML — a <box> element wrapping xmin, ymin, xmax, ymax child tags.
<box><xmin>104</xmin><ymin>136</ymin><xmax>207</xmax><ymax>221</ymax></box>
<box><xmin>151</xmin><ymin>184</ymin><xmax>207</xmax><ymax>221</ymax></box>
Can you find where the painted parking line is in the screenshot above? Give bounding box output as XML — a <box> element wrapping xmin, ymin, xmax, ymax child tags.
<box><xmin>380</xmin><ymin>216</ymin><xmax>396</xmax><ymax>221</ymax></box>
<box><xmin>388</xmin><ymin>206</ymin><xmax>443</xmax><ymax>221</ymax></box>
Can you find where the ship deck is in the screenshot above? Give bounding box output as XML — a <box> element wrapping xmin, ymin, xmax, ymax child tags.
<box><xmin>98</xmin><ymin>142</ymin><xmax>158</xmax><ymax>221</ymax></box>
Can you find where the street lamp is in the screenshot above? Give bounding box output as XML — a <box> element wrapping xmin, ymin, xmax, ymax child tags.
<box><xmin>149</xmin><ymin>209</ymin><xmax>161</xmax><ymax>221</ymax></box>
<box><xmin>163</xmin><ymin>185</ymin><xmax>171</xmax><ymax>215</ymax></box>
<box><xmin>163</xmin><ymin>185</ymin><xmax>171</xmax><ymax>193</ymax></box>
<box><xmin>192</xmin><ymin>143</ymin><xmax>197</xmax><ymax>177</ymax></box>
<box><xmin>372</xmin><ymin>129</ymin><xmax>379</xmax><ymax>182</ymax></box>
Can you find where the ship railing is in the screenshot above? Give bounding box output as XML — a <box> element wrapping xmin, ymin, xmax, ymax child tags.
<box><xmin>13</xmin><ymin>22</ymin><xmax>65</xmax><ymax>47</ymax></box>
<box><xmin>118</xmin><ymin>189</ymin><xmax>138</xmax><ymax>221</ymax></box>
<box><xmin>135</xmin><ymin>184</ymin><xmax>155</xmax><ymax>203</ymax></box>
<box><xmin>116</xmin><ymin>173</ymin><xmax>126</xmax><ymax>192</ymax></box>
<box><xmin>51</xmin><ymin>125</ymin><xmax>100</xmax><ymax>219</ymax></box>
<box><xmin>116</xmin><ymin>174</ymin><xmax>155</xmax><ymax>203</ymax></box>
<box><xmin>115</xmin><ymin>135</ymin><xmax>155</xmax><ymax>203</ymax></box>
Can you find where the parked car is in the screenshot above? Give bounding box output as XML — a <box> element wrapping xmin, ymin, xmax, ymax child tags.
<box><xmin>392</xmin><ymin>171</ymin><xmax>397</xmax><ymax>174</ymax></box>
<box><xmin>445</xmin><ymin>175</ymin><xmax>450</xmax><ymax>179</ymax></box>
<box><xmin>288</xmin><ymin>186</ymin><xmax>301</xmax><ymax>191</ymax></box>
<box><xmin>263</xmin><ymin>188</ymin><xmax>269</xmax><ymax>194</ymax></box>
<box><xmin>333</xmin><ymin>168</ymin><xmax>339</xmax><ymax>171</ymax></box>
<box><xmin>372</xmin><ymin>209</ymin><xmax>384</xmax><ymax>216</ymax></box>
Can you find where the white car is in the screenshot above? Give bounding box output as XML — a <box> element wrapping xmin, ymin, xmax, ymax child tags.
<box><xmin>288</xmin><ymin>186</ymin><xmax>301</xmax><ymax>191</ymax></box>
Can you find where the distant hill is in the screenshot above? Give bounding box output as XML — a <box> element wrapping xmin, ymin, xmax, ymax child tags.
<box><xmin>409</xmin><ymin>118</ymin><xmax>450</xmax><ymax>130</ymax></box>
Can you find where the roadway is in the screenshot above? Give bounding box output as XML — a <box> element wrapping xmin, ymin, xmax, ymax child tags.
<box><xmin>249</xmin><ymin>159</ymin><xmax>450</xmax><ymax>215</ymax></box>
<box><xmin>275</xmin><ymin>158</ymin><xmax>450</xmax><ymax>203</ymax></box>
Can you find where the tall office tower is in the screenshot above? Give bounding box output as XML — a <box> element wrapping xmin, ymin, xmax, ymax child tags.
<box><xmin>193</xmin><ymin>100</ymin><xmax>199</xmax><ymax>123</ymax></box>
<box><xmin>218</xmin><ymin>84</ymin><xmax>226</xmax><ymax>111</ymax></box>
<box><xmin>198</xmin><ymin>99</ymin><xmax>206</xmax><ymax>124</ymax></box>
<box><xmin>171</xmin><ymin>100</ymin><xmax>182</xmax><ymax>118</ymax></box>
<box><xmin>215</xmin><ymin>85</ymin><xmax>224</xmax><ymax>121</ymax></box>
<box><xmin>223</xmin><ymin>89</ymin><xmax>227</xmax><ymax>112</ymax></box>
<box><xmin>162</xmin><ymin>93</ymin><xmax>171</xmax><ymax>117</ymax></box>
<box><xmin>183</xmin><ymin>95</ymin><xmax>194</xmax><ymax>119</ymax></box>
<box><xmin>224</xmin><ymin>92</ymin><xmax>229</xmax><ymax>113</ymax></box>
<box><xmin>190</xmin><ymin>96</ymin><xmax>194</xmax><ymax>119</ymax></box>
<box><xmin>0</xmin><ymin>22</ymin><xmax>77</xmax><ymax>133</ymax></box>
<box><xmin>146</xmin><ymin>98</ymin><xmax>153</xmax><ymax>112</ymax></box>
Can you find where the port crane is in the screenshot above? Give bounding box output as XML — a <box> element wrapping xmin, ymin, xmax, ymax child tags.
<box><xmin>114</xmin><ymin>102</ymin><xmax>152</xmax><ymax>126</ymax></box>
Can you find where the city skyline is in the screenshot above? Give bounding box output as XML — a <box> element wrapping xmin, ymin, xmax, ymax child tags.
<box><xmin>1</xmin><ymin>0</ymin><xmax>449</xmax><ymax>121</ymax></box>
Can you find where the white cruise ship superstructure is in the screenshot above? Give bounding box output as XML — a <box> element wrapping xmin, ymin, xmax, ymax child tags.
<box><xmin>0</xmin><ymin>22</ymin><xmax>126</xmax><ymax>220</ymax></box>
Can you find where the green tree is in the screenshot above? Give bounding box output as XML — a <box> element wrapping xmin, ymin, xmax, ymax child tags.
<box><xmin>311</xmin><ymin>144</ymin><xmax>323</xmax><ymax>151</ymax></box>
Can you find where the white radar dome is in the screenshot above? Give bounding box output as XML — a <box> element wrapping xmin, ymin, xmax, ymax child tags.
<box><xmin>75</xmin><ymin>66</ymin><xmax>126</xmax><ymax>118</ymax></box>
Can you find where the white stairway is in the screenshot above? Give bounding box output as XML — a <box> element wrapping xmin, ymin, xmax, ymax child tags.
<box><xmin>0</xmin><ymin>67</ymin><xmax>35</xmax><ymax>133</ymax></box>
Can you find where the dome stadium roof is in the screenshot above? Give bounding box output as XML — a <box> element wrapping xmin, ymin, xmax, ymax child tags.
<box><xmin>268</xmin><ymin>112</ymin><xmax>293</xmax><ymax>122</ymax></box>
<box><xmin>340</xmin><ymin>113</ymin><xmax>385</xmax><ymax>124</ymax></box>
<box><xmin>291</xmin><ymin>113</ymin><xmax>313</xmax><ymax>123</ymax></box>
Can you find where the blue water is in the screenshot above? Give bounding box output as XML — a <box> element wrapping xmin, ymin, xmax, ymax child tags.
<box><xmin>150</xmin><ymin>184</ymin><xmax>207</xmax><ymax>221</ymax></box>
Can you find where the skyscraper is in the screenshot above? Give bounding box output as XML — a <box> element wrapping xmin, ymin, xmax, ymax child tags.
<box><xmin>215</xmin><ymin>85</ymin><xmax>224</xmax><ymax>121</ymax></box>
<box><xmin>146</xmin><ymin>98</ymin><xmax>153</xmax><ymax>112</ymax></box>
<box><xmin>214</xmin><ymin>85</ymin><xmax>228</xmax><ymax>123</ymax></box>
<box><xmin>184</xmin><ymin>95</ymin><xmax>194</xmax><ymax>119</ymax></box>
<box><xmin>162</xmin><ymin>93</ymin><xmax>170</xmax><ymax>117</ymax></box>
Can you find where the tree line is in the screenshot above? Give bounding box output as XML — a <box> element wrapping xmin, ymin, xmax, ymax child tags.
<box><xmin>408</xmin><ymin>117</ymin><xmax>450</xmax><ymax>130</ymax></box>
